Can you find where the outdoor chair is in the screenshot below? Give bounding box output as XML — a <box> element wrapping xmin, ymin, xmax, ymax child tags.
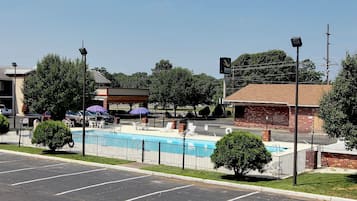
<box><xmin>132</xmin><ymin>122</ymin><xmax>143</xmax><ymax>130</ymax></box>
<box><xmin>89</xmin><ymin>120</ymin><xmax>96</xmax><ymax>128</ymax></box>
<box><xmin>160</xmin><ymin>122</ymin><xmax>173</xmax><ymax>132</ymax></box>
<box><xmin>186</xmin><ymin>122</ymin><xmax>197</xmax><ymax>135</ymax></box>
<box><xmin>97</xmin><ymin>120</ymin><xmax>105</xmax><ymax>128</ymax></box>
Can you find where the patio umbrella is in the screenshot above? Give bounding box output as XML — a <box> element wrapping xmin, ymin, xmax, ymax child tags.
<box><xmin>87</xmin><ymin>105</ymin><xmax>107</xmax><ymax>113</ymax></box>
<box><xmin>130</xmin><ymin>107</ymin><xmax>149</xmax><ymax>120</ymax></box>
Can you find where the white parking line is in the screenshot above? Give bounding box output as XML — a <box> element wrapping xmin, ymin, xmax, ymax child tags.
<box><xmin>0</xmin><ymin>163</ymin><xmax>66</xmax><ymax>174</ymax></box>
<box><xmin>12</xmin><ymin>168</ymin><xmax>106</xmax><ymax>186</ymax></box>
<box><xmin>55</xmin><ymin>175</ymin><xmax>151</xmax><ymax>196</ymax></box>
<box><xmin>227</xmin><ymin>191</ymin><xmax>259</xmax><ymax>201</ymax></box>
<box><xmin>125</xmin><ymin>184</ymin><xmax>193</xmax><ymax>201</ymax></box>
<box><xmin>0</xmin><ymin>160</ymin><xmax>22</xmax><ymax>164</ymax></box>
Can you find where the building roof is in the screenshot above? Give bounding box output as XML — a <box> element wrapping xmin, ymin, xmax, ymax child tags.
<box><xmin>0</xmin><ymin>67</ymin><xmax>34</xmax><ymax>79</ymax></box>
<box><xmin>224</xmin><ymin>84</ymin><xmax>332</xmax><ymax>107</ymax></box>
<box><xmin>90</xmin><ymin>70</ymin><xmax>111</xmax><ymax>84</ymax></box>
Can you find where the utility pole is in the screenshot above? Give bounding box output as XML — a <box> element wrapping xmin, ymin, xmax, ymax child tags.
<box><xmin>326</xmin><ymin>24</ymin><xmax>331</xmax><ymax>84</ymax></box>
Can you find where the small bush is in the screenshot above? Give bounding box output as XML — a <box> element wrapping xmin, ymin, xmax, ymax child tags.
<box><xmin>185</xmin><ymin>112</ymin><xmax>195</xmax><ymax>118</ymax></box>
<box><xmin>198</xmin><ymin>106</ymin><xmax>210</xmax><ymax>118</ymax></box>
<box><xmin>0</xmin><ymin>114</ymin><xmax>9</xmax><ymax>134</ymax></box>
<box><xmin>32</xmin><ymin>120</ymin><xmax>74</xmax><ymax>151</ymax></box>
<box><xmin>212</xmin><ymin>104</ymin><xmax>224</xmax><ymax>117</ymax></box>
<box><xmin>211</xmin><ymin>131</ymin><xmax>272</xmax><ymax>178</ymax></box>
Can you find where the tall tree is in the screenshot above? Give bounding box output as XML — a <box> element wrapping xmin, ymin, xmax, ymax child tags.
<box><xmin>129</xmin><ymin>72</ymin><xmax>150</xmax><ymax>89</ymax></box>
<box><xmin>23</xmin><ymin>54</ymin><xmax>96</xmax><ymax>120</ymax></box>
<box><xmin>319</xmin><ymin>54</ymin><xmax>357</xmax><ymax>150</ymax></box>
<box><xmin>167</xmin><ymin>67</ymin><xmax>193</xmax><ymax>116</ymax></box>
<box><xmin>152</xmin><ymin>59</ymin><xmax>173</xmax><ymax>73</ymax></box>
<box><xmin>187</xmin><ymin>73</ymin><xmax>217</xmax><ymax>116</ymax></box>
<box><xmin>299</xmin><ymin>59</ymin><xmax>324</xmax><ymax>83</ymax></box>
<box><xmin>228</xmin><ymin>50</ymin><xmax>323</xmax><ymax>95</ymax></box>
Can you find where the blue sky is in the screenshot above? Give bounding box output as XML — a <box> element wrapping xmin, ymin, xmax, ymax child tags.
<box><xmin>1</xmin><ymin>0</ymin><xmax>356</xmax><ymax>79</ymax></box>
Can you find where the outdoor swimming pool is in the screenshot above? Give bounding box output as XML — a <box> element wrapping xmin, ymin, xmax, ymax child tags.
<box><xmin>72</xmin><ymin>130</ymin><xmax>288</xmax><ymax>157</ymax></box>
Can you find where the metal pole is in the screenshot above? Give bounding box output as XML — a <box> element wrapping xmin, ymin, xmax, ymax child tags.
<box><xmin>82</xmin><ymin>54</ymin><xmax>86</xmax><ymax>156</ymax></box>
<box><xmin>12</xmin><ymin>62</ymin><xmax>17</xmax><ymax>129</ymax></box>
<box><xmin>79</xmin><ymin>47</ymin><xmax>87</xmax><ymax>157</ymax></box>
<box><xmin>182</xmin><ymin>133</ymin><xmax>186</xmax><ymax>170</ymax></box>
<box><xmin>293</xmin><ymin>46</ymin><xmax>299</xmax><ymax>186</ymax></box>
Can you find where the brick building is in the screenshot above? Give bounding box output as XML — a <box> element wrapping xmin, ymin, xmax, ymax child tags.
<box><xmin>224</xmin><ymin>84</ymin><xmax>331</xmax><ymax>133</ymax></box>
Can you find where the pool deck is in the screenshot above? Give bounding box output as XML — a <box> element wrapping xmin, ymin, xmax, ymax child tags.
<box><xmin>71</xmin><ymin>125</ymin><xmax>313</xmax><ymax>156</ymax></box>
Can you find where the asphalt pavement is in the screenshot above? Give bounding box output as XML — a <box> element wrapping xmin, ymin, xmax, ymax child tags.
<box><xmin>0</xmin><ymin>152</ymin><xmax>312</xmax><ymax>201</ymax></box>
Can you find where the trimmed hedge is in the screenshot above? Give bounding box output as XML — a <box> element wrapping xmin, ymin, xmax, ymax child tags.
<box><xmin>32</xmin><ymin>120</ymin><xmax>74</xmax><ymax>151</ymax></box>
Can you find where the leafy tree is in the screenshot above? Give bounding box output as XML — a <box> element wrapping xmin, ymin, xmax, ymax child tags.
<box><xmin>32</xmin><ymin>120</ymin><xmax>74</xmax><ymax>151</ymax></box>
<box><xmin>0</xmin><ymin>114</ymin><xmax>9</xmax><ymax>134</ymax></box>
<box><xmin>319</xmin><ymin>54</ymin><xmax>357</xmax><ymax>150</ymax></box>
<box><xmin>229</xmin><ymin>50</ymin><xmax>323</xmax><ymax>95</ymax></box>
<box><xmin>23</xmin><ymin>54</ymin><xmax>96</xmax><ymax>120</ymax></box>
<box><xmin>149</xmin><ymin>69</ymin><xmax>172</xmax><ymax>109</ymax></box>
<box><xmin>112</xmin><ymin>72</ymin><xmax>130</xmax><ymax>88</ymax></box>
<box><xmin>187</xmin><ymin>73</ymin><xmax>217</xmax><ymax>116</ymax></box>
<box><xmin>299</xmin><ymin>59</ymin><xmax>324</xmax><ymax>83</ymax></box>
<box><xmin>129</xmin><ymin>72</ymin><xmax>150</xmax><ymax>89</ymax></box>
<box><xmin>152</xmin><ymin>59</ymin><xmax>173</xmax><ymax>73</ymax></box>
<box><xmin>167</xmin><ymin>67</ymin><xmax>193</xmax><ymax>116</ymax></box>
<box><xmin>211</xmin><ymin>131</ymin><xmax>272</xmax><ymax>177</ymax></box>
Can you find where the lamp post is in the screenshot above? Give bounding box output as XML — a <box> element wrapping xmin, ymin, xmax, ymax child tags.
<box><xmin>12</xmin><ymin>62</ymin><xmax>17</xmax><ymax>129</ymax></box>
<box><xmin>291</xmin><ymin>37</ymin><xmax>302</xmax><ymax>186</ymax></box>
<box><xmin>79</xmin><ymin>47</ymin><xmax>87</xmax><ymax>157</ymax></box>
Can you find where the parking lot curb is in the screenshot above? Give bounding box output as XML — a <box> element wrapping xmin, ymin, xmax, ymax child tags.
<box><xmin>0</xmin><ymin>149</ymin><xmax>355</xmax><ymax>201</ymax></box>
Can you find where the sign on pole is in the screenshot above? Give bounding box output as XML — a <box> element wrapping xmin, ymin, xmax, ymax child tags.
<box><xmin>219</xmin><ymin>57</ymin><xmax>231</xmax><ymax>74</ymax></box>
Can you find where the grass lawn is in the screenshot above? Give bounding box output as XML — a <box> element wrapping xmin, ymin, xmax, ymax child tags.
<box><xmin>142</xmin><ymin>165</ymin><xmax>357</xmax><ymax>200</ymax></box>
<box><xmin>0</xmin><ymin>143</ymin><xmax>132</xmax><ymax>165</ymax></box>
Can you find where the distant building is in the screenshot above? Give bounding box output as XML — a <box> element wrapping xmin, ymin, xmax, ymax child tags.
<box><xmin>0</xmin><ymin>67</ymin><xmax>34</xmax><ymax>115</ymax></box>
<box><xmin>0</xmin><ymin>67</ymin><xmax>148</xmax><ymax>114</ymax></box>
<box><xmin>224</xmin><ymin>84</ymin><xmax>331</xmax><ymax>133</ymax></box>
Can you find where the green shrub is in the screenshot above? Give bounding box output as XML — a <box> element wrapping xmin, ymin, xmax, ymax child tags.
<box><xmin>198</xmin><ymin>106</ymin><xmax>210</xmax><ymax>118</ymax></box>
<box><xmin>211</xmin><ymin>131</ymin><xmax>272</xmax><ymax>178</ymax></box>
<box><xmin>32</xmin><ymin>120</ymin><xmax>74</xmax><ymax>151</ymax></box>
<box><xmin>185</xmin><ymin>112</ymin><xmax>194</xmax><ymax>118</ymax></box>
<box><xmin>0</xmin><ymin>114</ymin><xmax>9</xmax><ymax>134</ymax></box>
<box><xmin>212</xmin><ymin>104</ymin><xmax>224</xmax><ymax>117</ymax></box>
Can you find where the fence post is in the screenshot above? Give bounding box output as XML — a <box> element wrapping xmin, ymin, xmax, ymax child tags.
<box><xmin>141</xmin><ymin>140</ymin><xmax>145</xmax><ymax>163</ymax></box>
<box><xmin>182</xmin><ymin>133</ymin><xmax>186</xmax><ymax>170</ymax></box>
<box><xmin>158</xmin><ymin>142</ymin><xmax>161</xmax><ymax>165</ymax></box>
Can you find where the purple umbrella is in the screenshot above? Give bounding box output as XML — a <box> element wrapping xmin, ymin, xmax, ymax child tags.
<box><xmin>87</xmin><ymin>105</ymin><xmax>107</xmax><ymax>113</ymax></box>
<box><xmin>129</xmin><ymin>107</ymin><xmax>149</xmax><ymax>115</ymax></box>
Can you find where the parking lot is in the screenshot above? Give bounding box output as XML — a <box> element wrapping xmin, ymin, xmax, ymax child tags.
<box><xmin>0</xmin><ymin>152</ymin><xmax>313</xmax><ymax>201</ymax></box>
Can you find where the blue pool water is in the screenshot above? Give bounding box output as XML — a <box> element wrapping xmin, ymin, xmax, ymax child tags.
<box><xmin>72</xmin><ymin>130</ymin><xmax>288</xmax><ymax>157</ymax></box>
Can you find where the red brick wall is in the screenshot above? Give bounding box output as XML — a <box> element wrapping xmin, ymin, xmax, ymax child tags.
<box><xmin>289</xmin><ymin>107</ymin><xmax>317</xmax><ymax>133</ymax></box>
<box><xmin>234</xmin><ymin>106</ymin><xmax>289</xmax><ymax>130</ymax></box>
<box><xmin>321</xmin><ymin>152</ymin><xmax>357</xmax><ymax>169</ymax></box>
<box><xmin>234</xmin><ymin>105</ymin><xmax>318</xmax><ymax>133</ymax></box>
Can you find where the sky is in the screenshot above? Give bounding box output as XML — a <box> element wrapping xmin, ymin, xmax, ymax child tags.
<box><xmin>1</xmin><ymin>0</ymin><xmax>357</xmax><ymax>80</ymax></box>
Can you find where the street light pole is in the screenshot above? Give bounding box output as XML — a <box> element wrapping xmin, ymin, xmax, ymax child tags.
<box><xmin>79</xmin><ymin>47</ymin><xmax>87</xmax><ymax>157</ymax></box>
<box><xmin>291</xmin><ymin>37</ymin><xmax>302</xmax><ymax>186</ymax></box>
<box><xmin>12</xmin><ymin>62</ymin><xmax>17</xmax><ymax>129</ymax></box>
